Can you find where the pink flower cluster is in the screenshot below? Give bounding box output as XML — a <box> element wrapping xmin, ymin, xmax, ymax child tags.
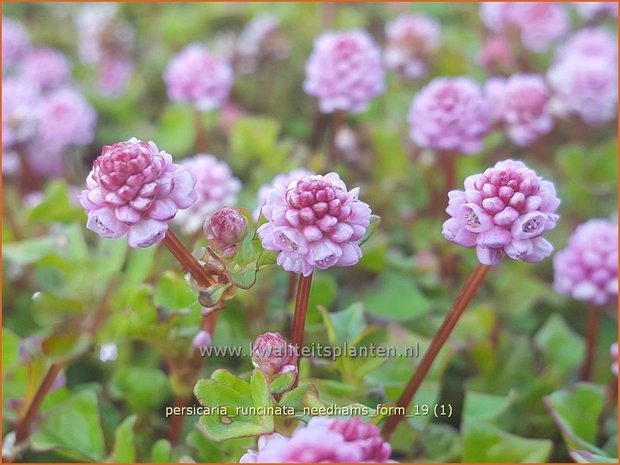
<box><xmin>255</xmin><ymin>168</ymin><xmax>314</xmax><ymax>221</ymax></box>
<box><xmin>164</xmin><ymin>44</ymin><xmax>233</xmax><ymax>112</ymax></box>
<box><xmin>485</xmin><ymin>74</ymin><xmax>553</xmax><ymax>147</ymax></box>
<box><xmin>547</xmin><ymin>28</ymin><xmax>617</xmax><ymax>125</ymax></box>
<box><xmin>173</xmin><ymin>154</ymin><xmax>241</xmax><ymax>234</ymax></box>
<box><xmin>21</xmin><ymin>47</ymin><xmax>71</xmax><ymax>91</ymax></box>
<box><xmin>258</xmin><ymin>172</ymin><xmax>371</xmax><ymax>276</ymax></box>
<box><xmin>442</xmin><ymin>159</ymin><xmax>560</xmax><ymax>265</ymax></box>
<box><xmin>303</xmin><ymin>30</ymin><xmax>385</xmax><ymax>113</ymax></box>
<box><xmin>553</xmin><ymin>219</ymin><xmax>617</xmax><ymax>306</ymax></box>
<box><xmin>2</xmin><ymin>17</ymin><xmax>29</xmax><ymax>70</ymax></box>
<box><xmin>384</xmin><ymin>14</ymin><xmax>441</xmax><ymax>80</ymax></box>
<box><xmin>235</xmin><ymin>14</ymin><xmax>289</xmax><ymax>74</ymax></box>
<box><xmin>477</xmin><ymin>36</ymin><xmax>516</xmax><ymax>74</ymax></box>
<box><xmin>480</xmin><ymin>3</ymin><xmax>569</xmax><ymax>52</ymax></box>
<box><xmin>408</xmin><ymin>77</ymin><xmax>490</xmax><ymax>154</ymax></box>
<box><xmin>80</xmin><ymin>138</ymin><xmax>197</xmax><ymax>248</ymax></box>
<box><xmin>240</xmin><ymin>417</ymin><xmax>391</xmax><ymax>463</ymax></box>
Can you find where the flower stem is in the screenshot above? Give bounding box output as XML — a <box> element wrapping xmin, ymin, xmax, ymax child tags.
<box><xmin>15</xmin><ymin>363</ymin><xmax>62</xmax><ymax>442</ymax></box>
<box><xmin>328</xmin><ymin>110</ymin><xmax>345</xmax><ymax>167</ymax></box>
<box><xmin>291</xmin><ymin>273</ymin><xmax>314</xmax><ymax>379</ymax></box>
<box><xmin>580</xmin><ymin>304</ymin><xmax>600</xmax><ymax>381</ymax></box>
<box><xmin>162</xmin><ymin>230</ymin><xmax>213</xmax><ymax>288</ymax></box>
<box><xmin>193</xmin><ymin>109</ymin><xmax>208</xmax><ymax>153</ymax></box>
<box><xmin>381</xmin><ymin>263</ymin><xmax>491</xmax><ymax>440</ymax></box>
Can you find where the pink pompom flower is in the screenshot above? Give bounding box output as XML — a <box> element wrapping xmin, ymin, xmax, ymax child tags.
<box><xmin>240</xmin><ymin>417</ymin><xmax>392</xmax><ymax>463</ymax></box>
<box><xmin>442</xmin><ymin>159</ymin><xmax>560</xmax><ymax>265</ymax></box>
<box><xmin>408</xmin><ymin>77</ymin><xmax>490</xmax><ymax>154</ymax></box>
<box><xmin>2</xmin><ymin>78</ymin><xmax>40</xmax><ymax>149</ymax></box>
<box><xmin>556</xmin><ymin>27</ymin><xmax>618</xmax><ymax>64</ymax></box>
<box><xmin>480</xmin><ymin>2</ymin><xmax>569</xmax><ymax>52</ymax></box>
<box><xmin>254</xmin><ymin>168</ymin><xmax>314</xmax><ymax>221</ymax></box>
<box><xmin>21</xmin><ymin>47</ymin><xmax>71</xmax><ymax>90</ymax></box>
<box><xmin>303</xmin><ymin>30</ymin><xmax>385</xmax><ymax>114</ymax></box>
<box><xmin>80</xmin><ymin>138</ymin><xmax>198</xmax><ymax>248</ymax></box>
<box><xmin>477</xmin><ymin>36</ymin><xmax>516</xmax><ymax>74</ymax></box>
<box><xmin>553</xmin><ymin>219</ymin><xmax>617</xmax><ymax>306</ymax></box>
<box><xmin>258</xmin><ymin>172</ymin><xmax>371</xmax><ymax>276</ymax></box>
<box><xmin>384</xmin><ymin>14</ymin><xmax>441</xmax><ymax>79</ymax></box>
<box><xmin>484</xmin><ymin>74</ymin><xmax>553</xmax><ymax>147</ymax></box>
<box><xmin>173</xmin><ymin>154</ymin><xmax>241</xmax><ymax>234</ymax></box>
<box><xmin>2</xmin><ymin>17</ymin><xmax>29</xmax><ymax>71</ymax></box>
<box><xmin>164</xmin><ymin>44</ymin><xmax>233</xmax><ymax>112</ymax></box>
<box><xmin>204</xmin><ymin>207</ymin><xmax>248</xmax><ymax>258</ymax></box>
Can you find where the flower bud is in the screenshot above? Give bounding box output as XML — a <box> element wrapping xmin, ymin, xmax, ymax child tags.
<box><xmin>251</xmin><ymin>332</ymin><xmax>297</xmax><ymax>378</ymax></box>
<box><xmin>204</xmin><ymin>207</ymin><xmax>248</xmax><ymax>258</ymax></box>
<box><xmin>192</xmin><ymin>330</ymin><xmax>212</xmax><ymax>348</ymax></box>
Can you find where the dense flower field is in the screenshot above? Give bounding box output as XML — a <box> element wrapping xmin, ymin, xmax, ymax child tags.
<box><xmin>2</xmin><ymin>2</ymin><xmax>618</xmax><ymax>463</ymax></box>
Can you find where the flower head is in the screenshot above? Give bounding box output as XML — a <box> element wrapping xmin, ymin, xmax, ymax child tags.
<box><xmin>192</xmin><ymin>330</ymin><xmax>212</xmax><ymax>348</ymax></box>
<box><xmin>240</xmin><ymin>417</ymin><xmax>392</xmax><ymax>463</ymax></box>
<box><xmin>484</xmin><ymin>74</ymin><xmax>553</xmax><ymax>147</ymax></box>
<box><xmin>251</xmin><ymin>332</ymin><xmax>297</xmax><ymax>379</ymax></box>
<box><xmin>303</xmin><ymin>30</ymin><xmax>385</xmax><ymax>113</ymax></box>
<box><xmin>477</xmin><ymin>36</ymin><xmax>516</xmax><ymax>74</ymax></box>
<box><xmin>384</xmin><ymin>14</ymin><xmax>441</xmax><ymax>79</ymax></box>
<box><xmin>204</xmin><ymin>207</ymin><xmax>248</xmax><ymax>258</ymax></box>
<box><xmin>556</xmin><ymin>27</ymin><xmax>618</xmax><ymax>64</ymax></box>
<box><xmin>442</xmin><ymin>159</ymin><xmax>560</xmax><ymax>265</ymax></box>
<box><xmin>2</xmin><ymin>17</ymin><xmax>29</xmax><ymax>71</ymax></box>
<box><xmin>257</xmin><ymin>172</ymin><xmax>371</xmax><ymax>276</ymax></box>
<box><xmin>80</xmin><ymin>138</ymin><xmax>197</xmax><ymax>248</ymax></box>
<box><xmin>553</xmin><ymin>219</ymin><xmax>617</xmax><ymax>306</ymax></box>
<box><xmin>2</xmin><ymin>78</ymin><xmax>40</xmax><ymax>149</ymax></box>
<box><xmin>22</xmin><ymin>47</ymin><xmax>71</xmax><ymax>90</ymax></box>
<box><xmin>173</xmin><ymin>154</ymin><xmax>241</xmax><ymax>234</ymax></box>
<box><xmin>164</xmin><ymin>44</ymin><xmax>233</xmax><ymax>112</ymax></box>
<box><xmin>255</xmin><ymin>168</ymin><xmax>314</xmax><ymax>221</ymax></box>
<box><xmin>408</xmin><ymin>77</ymin><xmax>490</xmax><ymax>154</ymax></box>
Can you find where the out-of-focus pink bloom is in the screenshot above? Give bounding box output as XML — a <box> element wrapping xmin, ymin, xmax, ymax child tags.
<box><xmin>204</xmin><ymin>207</ymin><xmax>248</xmax><ymax>258</ymax></box>
<box><xmin>484</xmin><ymin>74</ymin><xmax>553</xmax><ymax>147</ymax></box>
<box><xmin>257</xmin><ymin>172</ymin><xmax>371</xmax><ymax>276</ymax></box>
<box><xmin>547</xmin><ymin>54</ymin><xmax>617</xmax><ymax>125</ymax></box>
<box><xmin>240</xmin><ymin>417</ymin><xmax>392</xmax><ymax>463</ymax></box>
<box><xmin>2</xmin><ymin>78</ymin><xmax>40</xmax><ymax>148</ymax></box>
<box><xmin>235</xmin><ymin>14</ymin><xmax>288</xmax><ymax>74</ymax></box>
<box><xmin>254</xmin><ymin>168</ymin><xmax>314</xmax><ymax>221</ymax></box>
<box><xmin>303</xmin><ymin>30</ymin><xmax>385</xmax><ymax>114</ymax></box>
<box><xmin>99</xmin><ymin>343</ymin><xmax>118</xmax><ymax>362</ymax></box>
<box><xmin>98</xmin><ymin>56</ymin><xmax>133</xmax><ymax>97</ymax></box>
<box><xmin>80</xmin><ymin>138</ymin><xmax>197</xmax><ymax>248</ymax></box>
<box><xmin>611</xmin><ymin>343</ymin><xmax>618</xmax><ymax>376</ymax></box>
<box><xmin>574</xmin><ymin>2</ymin><xmax>618</xmax><ymax>20</ymax></box>
<box><xmin>553</xmin><ymin>219</ymin><xmax>617</xmax><ymax>306</ymax></box>
<box><xmin>164</xmin><ymin>44</ymin><xmax>233</xmax><ymax>112</ymax></box>
<box><xmin>408</xmin><ymin>77</ymin><xmax>490</xmax><ymax>154</ymax></box>
<box><xmin>173</xmin><ymin>154</ymin><xmax>241</xmax><ymax>234</ymax></box>
<box><xmin>442</xmin><ymin>159</ymin><xmax>560</xmax><ymax>265</ymax></box>
<box><xmin>25</xmin><ymin>145</ymin><xmax>64</xmax><ymax>178</ymax></box>
<box><xmin>556</xmin><ymin>27</ymin><xmax>618</xmax><ymax>65</ymax></box>
<box><xmin>21</xmin><ymin>47</ymin><xmax>71</xmax><ymax>90</ymax></box>
<box><xmin>2</xmin><ymin>151</ymin><xmax>20</xmax><ymax>175</ymax></box>
<box><xmin>192</xmin><ymin>330</ymin><xmax>212</xmax><ymax>348</ymax></box>
<box><xmin>480</xmin><ymin>3</ymin><xmax>569</xmax><ymax>52</ymax></box>
<box><xmin>477</xmin><ymin>36</ymin><xmax>516</xmax><ymax>73</ymax></box>
<box><xmin>36</xmin><ymin>87</ymin><xmax>97</xmax><ymax>151</ymax></box>
<box><xmin>2</xmin><ymin>17</ymin><xmax>29</xmax><ymax>71</ymax></box>
<box><xmin>384</xmin><ymin>14</ymin><xmax>441</xmax><ymax>79</ymax></box>
<box><xmin>251</xmin><ymin>332</ymin><xmax>297</xmax><ymax>380</ymax></box>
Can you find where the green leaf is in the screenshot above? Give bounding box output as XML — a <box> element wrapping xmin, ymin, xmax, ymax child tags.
<box><xmin>363</xmin><ymin>271</ymin><xmax>431</xmax><ymax>321</ymax></box>
<box><xmin>571</xmin><ymin>450</ymin><xmax>618</xmax><ymax>463</ymax></box>
<box><xmin>319</xmin><ymin>302</ymin><xmax>366</xmax><ymax>346</ymax></box>
<box><xmin>2</xmin><ymin>329</ymin><xmax>20</xmax><ymax>375</ymax></box>
<box><xmin>230</xmin><ymin>116</ymin><xmax>282</xmax><ymax>171</ymax></box>
<box><xmin>112</xmin><ymin>415</ymin><xmax>137</xmax><ymax>462</ymax></box>
<box><xmin>31</xmin><ymin>291</ymin><xmax>84</xmax><ymax>327</ymax></box>
<box><xmin>3</xmin><ymin>236</ymin><xmax>58</xmax><ymax>265</ymax></box>
<box><xmin>306</xmin><ymin>273</ymin><xmax>338</xmax><ymax>323</ymax></box>
<box><xmin>462</xmin><ymin>421</ymin><xmax>552</xmax><ymax>462</ymax></box>
<box><xmin>151</xmin><ymin>439</ymin><xmax>172</xmax><ymax>463</ymax></box>
<box><xmin>31</xmin><ymin>390</ymin><xmax>105</xmax><ymax>461</ymax></box>
<box><xmin>109</xmin><ymin>366</ymin><xmax>170</xmax><ymax>412</ymax></box>
<box><xmin>156</xmin><ymin>104</ymin><xmax>195</xmax><ymax>156</ymax></box>
<box><xmin>463</xmin><ymin>390</ymin><xmax>516</xmax><ymax>423</ymax></box>
<box><xmin>41</xmin><ymin>329</ymin><xmax>91</xmax><ymax>363</ymax></box>
<box><xmin>27</xmin><ymin>181</ymin><xmax>84</xmax><ymax>224</ymax></box>
<box><xmin>534</xmin><ymin>314</ymin><xmax>585</xmax><ymax>372</ymax></box>
<box><xmin>277</xmin><ymin>383</ymin><xmax>325</xmax><ymax>415</ymax></box>
<box><xmin>154</xmin><ymin>271</ymin><xmax>197</xmax><ymax>310</ymax></box>
<box><xmin>544</xmin><ymin>383</ymin><xmax>606</xmax><ymax>454</ymax></box>
<box><xmin>270</xmin><ymin>371</ymin><xmax>296</xmax><ymax>395</ymax></box>
<box><xmin>194</xmin><ymin>369</ymin><xmax>274</xmax><ymax>441</ymax></box>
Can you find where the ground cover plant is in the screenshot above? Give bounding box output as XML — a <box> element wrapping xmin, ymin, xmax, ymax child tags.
<box><xmin>2</xmin><ymin>2</ymin><xmax>618</xmax><ymax>463</ymax></box>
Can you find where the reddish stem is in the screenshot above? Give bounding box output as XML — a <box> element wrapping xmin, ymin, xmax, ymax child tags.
<box><xmin>167</xmin><ymin>396</ymin><xmax>191</xmax><ymax>444</ymax></box>
<box><xmin>580</xmin><ymin>304</ymin><xmax>600</xmax><ymax>381</ymax></box>
<box><xmin>291</xmin><ymin>273</ymin><xmax>314</xmax><ymax>382</ymax></box>
<box><xmin>15</xmin><ymin>363</ymin><xmax>62</xmax><ymax>442</ymax></box>
<box><xmin>381</xmin><ymin>263</ymin><xmax>491</xmax><ymax>440</ymax></box>
<box><xmin>162</xmin><ymin>230</ymin><xmax>213</xmax><ymax>288</ymax></box>
<box><xmin>328</xmin><ymin>110</ymin><xmax>346</xmax><ymax>167</ymax></box>
<box><xmin>193</xmin><ymin>110</ymin><xmax>208</xmax><ymax>153</ymax></box>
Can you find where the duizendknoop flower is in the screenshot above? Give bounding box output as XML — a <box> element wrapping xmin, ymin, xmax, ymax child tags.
<box><xmin>80</xmin><ymin>138</ymin><xmax>197</xmax><ymax>248</ymax></box>
<box><xmin>2</xmin><ymin>17</ymin><xmax>29</xmax><ymax>71</ymax></box>
<box><xmin>553</xmin><ymin>219</ymin><xmax>617</xmax><ymax>306</ymax></box>
<box><xmin>21</xmin><ymin>47</ymin><xmax>71</xmax><ymax>90</ymax></box>
<box><xmin>255</xmin><ymin>168</ymin><xmax>314</xmax><ymax>221</ymax></box>
<box><xmin>2</xmin><ymin>78</ymin><xmax>40</xmax><ymax>149</ymax></box>
<box><xmin>257</xmin><ymin>172</ymin><xmax>371</xmax><ymax>276</ymax></box>
<box><xmin>174</xmin><ymin>154</ymin><xmax>241</xmax><ymax>234</ymax></box>
<box><xmin>164</xmin><ymin>44</ymin><xmax>233</xmax><ymax>112</ymax></box>
<box><xmin>384</xmin><ymin>14</ymin><xmax>441</xmax><ymax>79</ymax></box>
<box><xmin>204</xmin><ymin>207</ymin><xmax>248</xmax><ymax>258</ymax></box>
<box><xmin>408</xmin><ymin>77</ymin><xmax>490</xmax><ymax>154</ymax></box>
<box><xmin>484</xmin><ymin>74</ymin><xmax>553</xmax><ymax>147</ymax></box>
<box><xmin>240</xmin><ymin>417</ymin><xmax>392</xmax><ymax>463</ymax></box>
<box><xmin>303</xmin><ymin>30</ymin><xmax>385</xmax><ymax>113</ymax></box>
<box><xmin>251</xmin><ymin>332</ymin><xmax>297</xmax><ymax>379</ymax></box>
<box><xmin>442</xmin><ymin>159</ymin><xmax>560</xmax><ymax>265</ymax></box>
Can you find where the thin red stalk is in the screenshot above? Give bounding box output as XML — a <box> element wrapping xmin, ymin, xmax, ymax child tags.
<box><xmin>193</xmin><ymin>110</ymin><xmax>208</xmax><ymax>153</ymax></box>
<box><xmin>167</xmin><ymin>396</ymin><xmax>191</xmax><ymax>444</ymax></box>
<box><xmin>291</xmin><ymin>273</ymin><xmax>314</xmax><ymax>382</ymax></box>
<box><xmin>580</xmin><ymin>304</ymin><xmax>600</xmax><ymax>381</ymax></box>
<box><xmin>162</xmin><ymin>230</ymin><xmax>213</xmax><ymax>288</ymax></box>
<box><xmin>328</xmin><ymin>110</ymin><xmax>346</xmax><ymax>167</ymax></box>
<box><xmin>381</xmin><ymin>263</ymin><xmax>491</xmax><ymax>440</ymax></box>
<box><xmin>15</xmin><ymin>363</ymin><xmax>62</xmax><ymax>442</ymax></box>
